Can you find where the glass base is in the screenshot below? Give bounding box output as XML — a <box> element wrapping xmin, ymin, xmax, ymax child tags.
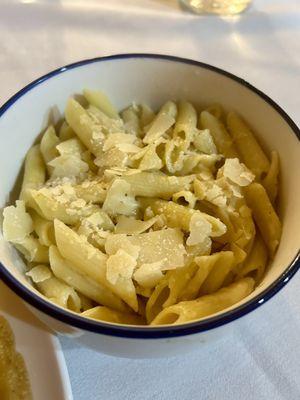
<box><xmin>180</xmin><ymin>0</ymin><xmax>251</xmax><ymax>15</ymax></box>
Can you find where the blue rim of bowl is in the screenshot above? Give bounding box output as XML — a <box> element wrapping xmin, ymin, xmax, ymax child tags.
<box><xmin>0</xmin><ymin>53</ymin><xmax>299</xmax><ymax>339</ymax></box>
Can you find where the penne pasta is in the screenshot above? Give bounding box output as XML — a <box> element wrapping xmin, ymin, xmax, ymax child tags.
<box><xmin>181</xmin><ymin>252</ymin><xmax>234</xmax><ymax>300</ymax></box>
<box><xmin>40</xmin><ymin>125</ymin><xmax>59</xmax><ymax>167</ymax></box>
<box><xmin>31</xmin><ymin>210</ymin><xmax>55</xmax><ymax>246</ymax></box>
<box><xmin>14</xmin><ymin>236</ymin><xmax>49</xmax><ymax>263</ymax></box>
<box><xmin>3</xmin><ymin>93</ymin><xmax>282</xmax><ymax>326</ymax></box>
<box><xmin>244</xmin><ymin>183</ymin><xmax>281</xmax><ymax>257</ymax></box>
<box><xmin>122</xmin><ymin>172</ymin><xmax>193</xmax><ymax>199</ymax></box>
<box><xmin>140</xmin><ymin>199</ymin><xmax>226</xmax><ymax>238</ymax></box>
<box><xmin>143</xmin><ymin>101</ymin><xmax>177</xmax><ymax>144</ymax></box>
<box><xmin>27</xmin><ymin>265</ymin><xmax>81</xmax><ymax>312</ymax></box>
<box><xmin>200</xmin><ymin>111</ymin><xmax>238</xmax><ymax>158</ymax></box>
<box><xmin>59</xmin><ymin>121</ymin><xmax>76</xmax><ymax>141</ymax></box>
<box><xmin>65</xmin><ymin>98</ymin><xmax>104</xmax><ymax>156</ymax></box>
<box><xmin>121</xmin><ymin>105</ymin><xmax>141</xmax><ymax>136</ymax></box>
<box><xmin>54</xmin><ymin>220</ymin><xmax>138</xmax><ymax>311</ymax></box>
<box><xmin>227</xmin><ymin>112</ymin><xmax>270</xmax><ymax>179</ymax></box>
<box><xmin>83</xmin><ymin>89</ymin><xmax>119</xmax><ymax>119</ymax></box>
<box><xmin>82</xmin><ymin>306</ymin><xmax>145</xmax><ymax>325</ymax></box>
<box><xmin>237</xmin><ymin>233</ymin><xmax>268</xmax><ymax>282</ymax></box>
<box><xmin>198</xmin><ymin>251</ymin><xmax>235</xmax><ymax>295</ymax></box>
<box><xmin>29</xmin><ymin>188</ymin><xmax>99</xmax><ymax>225</ymax></box>
<box><xmin>151</xmin><ymin>278</ymin><xmax>255</xmax><ymax>325</ymax></box>
<box><xmin>173</xmin><ymin>100</ymin><xmax>197</xmax><ymax>150</ymax></box>
<box><xmin>49</xmin><ymin>246</ymin><xmax>126</xmax><ymax>312</ymax></box>
<box><xmin>19</xmin><ymin>145</ymin><xmax>46</xmax><ymax>205</ymax></box>
<box><xmin>262</xmin><ymin>150</ymin><xmax>280</xmax><ymax>204</ymax></box>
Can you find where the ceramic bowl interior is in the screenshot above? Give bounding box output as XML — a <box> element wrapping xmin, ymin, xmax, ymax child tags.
<box><xmin>0</xmin><ymin>54</ymin><xmax>299</xmax><ymax>338</ymax></box>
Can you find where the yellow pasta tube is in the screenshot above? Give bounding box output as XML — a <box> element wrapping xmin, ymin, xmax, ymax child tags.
<box><xmin>121</xmin><ymin>106</ymin><xmax>141</xmax><ymax>136</ymax></box>
<box><xmin>173</xmin><ymin>101</ymin><xmax>197</xmax><ymax>149</ymax></box>
<box><xmin>28</xmin><ymin>265</ymin><xmax>81</xmax><ymax>312</ymax></box>
<box><xmin>123</xmin><ymin>172</ymin><xmax>193</xmax><ymax>199</ymax></box>
<box><xmin>200</xmin><ymin>111</ymin><xmax>238</xmax><ymax>158</ymax></box>
<box><xmin>49</xmin><ymin>246</ymin><xmax>126</xmax><ymax>312</ymax></box>
<box><xmin>143</xmin><ymin>101</ymin><xmax>177</xmax><ymax>144</ymax></box>
<box><xmin>227</xmin><ymin>112</ymin><xmax>270</xmax><ymax>179</ymax></box>
<box><xmin>83</xmin><ymin>89</ymin><xmax>119</xmax><ymax>119</ymax></box>
<box><xmin>31</xmin><ymin>210</ymin><xmax>55</xmax><ymax>246</ymax></box>
<box><xmin>73</xmin><ymin>180</ymin><xmax>106</xmax><ymax>203</ymax></box>
<box><xmin>140</xmin><ymin>104</ymin><xmax>155</xmax><ymax>128</ymax></box>
<box><xmin>82</xmin><ymin>306</ymin><xmax>145</xmax><ymax>325</ymax></box>
<box><xmin>14</xmin><ymin>236</ymin><xmax>49</xmax><ymax>263</ymax></box>
<box><xmin>19</xmin><ymin>145</ymin><xmax>46</xmax><ymax>205</ymax></box>
<box><xmin>65</xmin><ymin>98</ymin><xmax>103</xmax><ymax>156</ymax></box>
<box><xmin>29</xmin><ymin>189</ymin><xmax>99</xmax><ymax>225</ymax></box>
<box><xmin>199</xmin><ymin>251</ymin><xmax>235</xmax><ymax>295</ymax></box>
<box><xmin>237</xmin><ymin>233</ymin><xmax>268</xmax><ymax>282</ymax></box>
<box><xmin>140</xmin><ymin>199</ymin><xmax>226</xmax><ymax>237</ymax></box>
<box><xmin>244</xmin><ymin>183</ymin><xmax>281</xmax><ymax>257</ymax></box>
<box><xmin>151</xmin><ymin>278</ymin><xmax>254</xmax><ymax>325</ymax></box>
<box><xmin>180</xmin><ymin>253</ymin><xmax>227</xmax><ymax>301</ymax></box>
<box><xmin>145</xmin><ymin>263</ymin><xmax>198</xmax><ymax>323</ymax></box>
<box><xmin>40</xmin><ymin>125</ymin><xmax>59</xmax><ymax>166</ymax></box>
<box><xmin>204</xmin><ymin>103</ymin><xmax>223</xmax><ymax>120</ymax></box>
<box><xmin>59</xmin><ymin>121</ymin><xmax>75</xmax><ymax>141</ymax></box>
<box><xmin>54</xmin><ymin>220</ymin><xmax>138</xmax><ymax>311</ymax></box>
<box><xmin>262</xmin><ymin>150</ymin><xmax>279</xmax><ymax>204</ymax></box>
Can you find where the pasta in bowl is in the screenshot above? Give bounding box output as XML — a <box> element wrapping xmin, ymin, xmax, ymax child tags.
<box><xmin>2</xmin><ymin>89</ymin><xmax>282</xmax><ymax>326</ymax></box>
<box><xmin>0</xmin><ymin>55</ymin><xmax>299</xmax><ymax>358</ymax></box>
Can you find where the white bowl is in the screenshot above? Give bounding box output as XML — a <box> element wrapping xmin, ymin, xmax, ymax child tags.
<box><xmin>0</xmin><ymin>54</ymin><xmax>299</xmax><ymax>358</ymax></box>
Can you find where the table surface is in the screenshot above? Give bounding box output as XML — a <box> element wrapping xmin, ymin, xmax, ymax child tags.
<box><xmin>1</xmin><ymin>1</ymin><xmax>299</xmax><ymax>399</ymax></box>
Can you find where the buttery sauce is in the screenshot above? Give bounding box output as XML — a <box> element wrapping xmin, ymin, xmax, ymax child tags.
<box><xmin>0</xmin><ymin>316</ymin><xmax>32</xmax><ymax>400</ymax></box>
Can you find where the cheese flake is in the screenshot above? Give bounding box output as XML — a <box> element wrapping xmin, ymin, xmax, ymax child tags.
<box><xmin>133</xmin><ymin>261</ymin><xmax>164</xmax><ymax>288</ymax></box>
<box><xmin>223</xmin><ymin>158</ymin><xmax>255</xmax><ymax>186</ymax></box>
<box><xmin>103</xmin><ymin>133</ymin><xmax>136</xmax><ymax>152</ymax></box>
<box><xmin>3</xmin><ymin>200</ymin><xmax>33</xmax><ymax>243</ymax></box>
<box><xmin>187</xmin><ymin>213</ymin><xmax>212</xmax><ymax>246</ymax></box>
<box><xmin>102</xmin><ymin>178</ymin><xmax>138</xmax><ymax>216</ymax></box>
<box><xmin>106</xmin><ymin>249</ymin><xmax>137</xmax><ymax>285</ymax></box>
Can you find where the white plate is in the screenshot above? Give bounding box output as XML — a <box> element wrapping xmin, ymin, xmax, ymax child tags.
<box><xmin>0</xmin><ymin>280</ymin><xmax>73</xmax><ymax>400</ymax></box>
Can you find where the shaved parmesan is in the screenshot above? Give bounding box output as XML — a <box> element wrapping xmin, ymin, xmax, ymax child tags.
<box><xmin>139</xmin><ymin>144</ymin><xmax>163</xmax><ymax>170</ymax></box>
<box><xmin>115</xmin><ymin>215</ymin><xmax>157</xmax><ymax>234</ymax></box>
<box><xmin>103</xmin><ymin>133</ymin><xmax>136</xmax><ymax>151</ymax></box>
<box><xmin>95</xmin><ymin>147</ymin><xmax>129</xmax><ymax>169</ymax></box>
<box><xmin>3</xmin><ymin>200</ymin><xmax>33</xmax><ymax>242</ymax></box>
<box><xmin>102</xmin><ymin>179</ymin><xmax>138</xmax><ymax>216</ymax></box>
<box><xmin>187</xmin><ymin>213</ymin><xmax>212</xmax><ymax>246</ymax></box>
<box><xmin>133</xmin><ymin>261</ymin><xmax>164</xmax><ymax>288</ymax></box>
<box><xmin>143</xmin><ymin>114</ymin><xmax>175</xmax><ymax>144</ymax></box>
<box><xmin>48</xmin><ymin>155</ymin><xmax>89</xmax><ymax>178</ymax></box>
<box><xmin>223</xmin><ymin>158</ymin><xmax>255</xmax><ymax>186</ymax></box>
<box><xmin>56</xmin><ymin>138</ymin><xmax>85</xmax><ymax>157</ymax></box>
<box><xmin>105</xmin><ymin>234</ymin><xmax>140</xmax><ymax>259</ymax></box>
<box><xmin>78</xmin><ymin>211</ymin><xmax>114</xmax><ymax>236</ymax></box>
<box><xmin>106</xmin><ymin>229</ymin><xmax>185</xmax><ymax>270</ymax></box>
<box><xmin>106</xmin><ymin>249</ymin><xmax>137</xmax><ymax>285</ymax></box>
<box><xmin>116</xmin><ymin>143</ymin><xmax>141</xmax><ymax>153</ymax></box>
<box><xmin>131</xmin><ymin>229</ymin><xmax>185</xmax><ymax>269</ymax></box>
<box><xmin>193</xmin><ymin>129</ymin><xmax>217</xmax><ymax>154</ymax></box>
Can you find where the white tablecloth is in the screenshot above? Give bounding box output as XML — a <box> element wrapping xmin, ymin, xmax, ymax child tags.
<box><xmin>1</xmin><ymin>1</ymin><xmax>299</xmax><ymax>399</ymax></box>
